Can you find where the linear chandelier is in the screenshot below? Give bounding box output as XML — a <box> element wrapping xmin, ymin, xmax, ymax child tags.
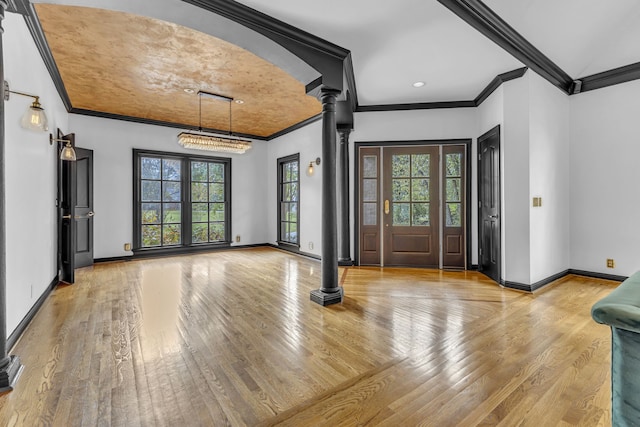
<box><xmin>177</xmin><ymin>91</ymin><xmax>252</xmax><ymax>154</ymax></box>
<box><xmin>177</xmin><ymin>132</ymin><xmax>251</xmax><ymax>153</ymax></box>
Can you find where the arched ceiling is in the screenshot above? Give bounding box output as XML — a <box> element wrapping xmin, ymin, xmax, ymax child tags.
<box><xmin>19</xmin><ymin>0</ymin><xmax>640</xmax><ymax>136</ymax></box>
<box><xmin>31</xmin><ymin>1</ymin><xmax>324</xmax><ymax>138</ymax></box>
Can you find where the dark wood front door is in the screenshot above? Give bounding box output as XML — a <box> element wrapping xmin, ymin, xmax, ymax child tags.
<box><xmin>58</xmin><ymin>133</ymin><xmax>94</xmax><ymax>284</ymax></box>
<box><xmin>383</xmin><ymin>146</ymin><xmax>439</xmax><ymax>267</ymax></box>
<box><xmin>358</xmin><ymin>143</ymin><xmax>468</xmax><ymax>268</ymax></box>
<box><xmin>478</xmin><ymin>125</ymin><xmax>501</xmax><ymax>283</ymax></box>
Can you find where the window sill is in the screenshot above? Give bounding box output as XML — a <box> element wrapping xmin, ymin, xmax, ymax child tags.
<box><xmin>133</xmin><ymin>242</ymin><xmax>232</xmax><ymax>258</ymax></box>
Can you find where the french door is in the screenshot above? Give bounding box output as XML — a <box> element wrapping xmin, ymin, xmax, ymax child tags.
<box><xmin>358</xmin><ymin>144</ymin><xmax>466</xmax><ymax>269</ymax></box>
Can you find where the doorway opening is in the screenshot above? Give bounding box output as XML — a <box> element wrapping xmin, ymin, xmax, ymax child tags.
<box><xmin>477</xmin><ymin>126</ymin><xmax>501</xmax><ymax>283</ymax></box>
<box><xmin>355</xmin><ymin>140</ymin><xmax>471</xmax><ymax>269</ymax></box>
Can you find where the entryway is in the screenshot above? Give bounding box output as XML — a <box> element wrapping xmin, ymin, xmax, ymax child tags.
<box><xmin>356</xmin><ymin>141</ymin><xmax>469</xmax><ymax>269</ymax></box>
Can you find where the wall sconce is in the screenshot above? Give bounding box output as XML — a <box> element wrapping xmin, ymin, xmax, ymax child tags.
<box><xmin>306</xmin><ymin>157</ymin><xmax>321</xmax><ymax>177</ymax></box>
<box><xmin>50</xmin><ymin>134</ymin><xmax>77</xmax><ymax>161</ymax></box>
<box><xmin>4</xmin><ymin>81</ymin><xmax>48</xmax><ymax>132</ymax></box>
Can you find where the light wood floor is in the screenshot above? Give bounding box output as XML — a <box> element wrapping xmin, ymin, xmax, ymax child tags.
<box><xmin>0</xmin><ymin>247</ymin><xmax>617</xmax><ymax>426</ymax></box>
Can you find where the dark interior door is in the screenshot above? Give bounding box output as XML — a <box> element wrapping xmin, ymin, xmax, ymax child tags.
<box><xmin>478</xmin><ymin>126</ymin><xmax>501</xmax><ymax>283</ymax></box>
<box><xmin>58</xmin><ymin>132</ymin><xmax>76</xmax><ymax>283</ymax></box>
<box><xmin>383</xmin><ymin>146</ymin><xmax>439</xmax><ymax>267</ymax></box>
<box><xmin>58</xmin><ymin>133</ymin><xmax>94</xmax><ymax>284</ymax></box>
<box><xmin>74</xmin><ymin>147</ymin><xmax>94</xmax><ymax>268</ymax></box>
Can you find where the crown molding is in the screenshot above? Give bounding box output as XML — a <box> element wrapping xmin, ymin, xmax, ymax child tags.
<box><xmin>265</xmin><ymin>114</ymin><xmax>322</xmax><ymax>140</ymax></box>
<box><xmin>70</xmin><ymin>108</ymin><xmax>270</xmax><ymax>141</ymax></box>
<box><xmin>474</xmin><ymin>67</ymin><xmax>527</xmax><ymax>105</ymax></box>
<box><xmin>578</xmin><ymin>62</ymin><xmax>640</xmax><ymax>94</ymax></box>
<box><xmin>437</xmin><ymin>0</ymin><xmax>573</xmax><ymax>95</ymax></box>
<box><xmin>5</xmin><ymin>0</ymin><xmax>27</xmax><ymax>15</ymax></box>
<box><xmin>14</xmin><ymin>0</ymin><xmax>72</xmax><ymax>111</ymax></box>
<box><xmin>355</xmin><ymin>67</ymin><xmax>527</xmax><ymax>112</ymax></box>
<box><xmin>357</xmin><ymin>100</ymin><xmax>476</xmax><ymax>113</ymax></box>
<box><xmin>343</xmin><ymin>53</ymin><xmax>359</xmax><ymax>111</ymax></box>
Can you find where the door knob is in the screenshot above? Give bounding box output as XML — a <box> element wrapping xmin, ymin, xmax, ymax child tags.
<box><xmin>88</xmin><ymin>211</ymin><xmax>95</xmax><ymax>217</ymax></box>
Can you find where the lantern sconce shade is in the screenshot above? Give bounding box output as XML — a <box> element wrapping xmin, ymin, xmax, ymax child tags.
<box><xmin>306</xmin><ymin>157</ymin><xmax>321</xmax><ymax>176</ymax></box>
<box><xmin>50</xmin><ymin>134</ymin><xmax>77</xmax><ymax>161</ymax></box>
<box><xmin>4</xmin><ymin>80</ymin><xmax>49</xmax><ymax>132</ymax></box>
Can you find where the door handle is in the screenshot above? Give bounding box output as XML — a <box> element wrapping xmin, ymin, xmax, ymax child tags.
<box><xmin>489</xmin><ymin>215</ymin><xmax>498</xmax><ymax>219</ymax></box>
<box><xmin>384</xmin><ymin>200</ymin><xmax>390</xmax><ymax>214</ymax></box>
<box><xmin>74</xmin><ymin>212</ymin><xmax>96</xmax><ymax>219</ymax></box>
<box><xmin>62</xmin><ymin>214</ymin><xmax>71</xmax><ymax>219</ymax></box>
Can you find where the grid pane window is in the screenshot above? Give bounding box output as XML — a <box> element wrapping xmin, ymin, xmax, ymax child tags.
<box><xmin>278</xmin><ymin>154</ymin><xmax>299</xmax><ymax>246</ymax></box>
<box><xmin>135</xmin><ymin>150</ymin><xmax>231</xmax><ymax>252</ymax></box>
<box><xmin>391</xmin><ymin>154</ymin><xmax>431</xmax><ymax>226</ymax></box>
<box><xmin>445</xmin><ymin>153</ymin><xmax>462</xmax><ymax>227</ymax></box>
<box><xmin>140</xmin><ymin>157</ymin><xmax>182</xmax><ymax>247</ymax></box>
<box><xmin>191</xmin><ymin>161</ymin><xmax>227</xmax><ymax>244</ymax></box>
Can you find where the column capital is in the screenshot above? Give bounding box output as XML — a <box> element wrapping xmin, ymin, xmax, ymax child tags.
<box><xmin>319</xmin><ymin>87</ymin><xmax>341</xmax><ymax>111</ymax></box>
<box><xmin>338</xmin><ymin>128</ymin><xmax>352</xmax><ymax>142</ymax></box>
<box><xmin>0</xmin><ymin>1</ymin><xmax>7</xmax><ymax>34</ymax></box>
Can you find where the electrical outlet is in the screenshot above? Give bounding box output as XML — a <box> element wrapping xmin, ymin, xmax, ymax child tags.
<box><xmin>235</xmin><ymin>235</ymin><xmax>241</xmax><ymax>243</ymax></box>
<box><xmin>124</xmin><ymin>243</ymin><xmax>131</xmax><ymax>251</ymax></box>
<box><xmin>309</xmin><ymin>242</ymin><xmax>314</xmax><ymax>250</ymax></box>
<box><xmin>607</xmin><ymin>259</ymin><xmax>615</xmax><ymax>268</ymax></box>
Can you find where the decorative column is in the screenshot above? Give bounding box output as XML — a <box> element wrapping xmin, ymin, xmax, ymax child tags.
<box><xmin>337</xmin><ymin>129</ymin><xmax>353</xmax><ymax>266</ymax></box>
<box><xmin>310</xmin><ymin>88</ymin><xmax>343</xmax><ymax>306</ymax></box>
<box><xmin>0</xmin><ymin>1</ymin><xmax>24</xmax><ymax>391</ymax></box>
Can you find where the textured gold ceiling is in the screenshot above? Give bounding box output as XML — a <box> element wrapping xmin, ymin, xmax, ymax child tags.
<box><xmin>35</xmin><ymin>4</ymin><xmax>322</xmax><ymax>138</ymax></box>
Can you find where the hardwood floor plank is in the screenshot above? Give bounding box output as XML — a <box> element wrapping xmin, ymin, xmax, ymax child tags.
<box><xmin>0</xmin><ymin>248</ymin><xmax>618</xmax><ymax>426</ymax></box>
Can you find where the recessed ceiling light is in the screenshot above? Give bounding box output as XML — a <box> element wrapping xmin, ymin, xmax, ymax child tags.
<box><xmin>184</xmin><ymin>88</ymin><xmax>195</xmax><ymax>94</ymax></box>
<box><xmin>412</xmin><ymin>81</ymin><xmax>425</xmax><ymax>88</ymax></box>
<box><xmin>234</xmin><ymin>99</ymin><xmax>244</xmax><ymax>104</ymax></box>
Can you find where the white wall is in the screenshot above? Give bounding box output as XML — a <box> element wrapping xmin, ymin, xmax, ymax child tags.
<box><xmin>570</xmin><ymin>79</ymin><xmax>640</xmax><ymax>277</ymax></box>
<box><xmin>528</xmin><ymin>72</ymin><xmax>571</xmax><ymax>283</ymax></box>
<box><xmin>4</xmin><ymin>12</ymin><xmax>69</xmax><ymax>334</ymax></box>
<box><xmin>353</xmin><ymin>108</ymin><xmax>478</xmax><ymax>142</ymax></box>
<box><xmin>502</xmin><ymin>75</ymin><xmax>532</xmax><ymax>284</ymax></box>
<box><xmin>266</xmin><ymin>120</ymin><xmax>323</xmax><ymax>256</ymax></box>
<box><xmin>68</xmin><ymin>115</ymin><xmax>269</xmax><ymax>258</ymax></box>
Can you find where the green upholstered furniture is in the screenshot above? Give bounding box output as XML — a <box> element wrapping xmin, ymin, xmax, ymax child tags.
<box><xmin>592</xmin><ymin>272</ymin><xmax>640</xmax><ymax>427</ymax></box>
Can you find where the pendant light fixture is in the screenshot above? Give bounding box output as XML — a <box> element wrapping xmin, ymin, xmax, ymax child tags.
<box><xmin>178</xmin><ymin>91</ymin><xmax>252</xmax><ymax>154</ymax></box>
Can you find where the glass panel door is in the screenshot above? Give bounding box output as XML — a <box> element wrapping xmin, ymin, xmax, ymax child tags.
<box><xmin>383</xmin><ymin>146</ymin><xmax>439</xmax><ymax>267</ymax></box>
